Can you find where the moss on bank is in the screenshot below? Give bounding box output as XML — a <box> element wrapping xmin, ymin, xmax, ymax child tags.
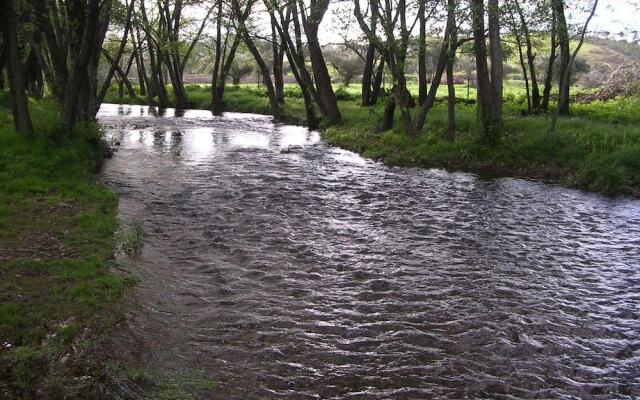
<box><xmin>0</xmin><ymin>95</ymin><xmax>134</xmax><ymax>398</ymax></box>
<box><xmin>104</xmin><ymin>84</ymin><xmax>640</xmax><ymax>197</ymax></box>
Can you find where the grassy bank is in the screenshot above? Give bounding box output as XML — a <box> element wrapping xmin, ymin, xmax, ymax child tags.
<box><xmin>104</xmin><ymin>84</ymin><xmax>640</xmax><ymax>196</ymax></box>
<box><xmin>0</xmin><ymin>95</ymin><xmax>134</xmax><ymax>398</ymax></box>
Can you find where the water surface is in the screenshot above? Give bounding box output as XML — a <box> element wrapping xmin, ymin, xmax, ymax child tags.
<box><xmin>99</xmin><ymin>103</ymin><xmax>640</xmax><ymax>399</ymax></box>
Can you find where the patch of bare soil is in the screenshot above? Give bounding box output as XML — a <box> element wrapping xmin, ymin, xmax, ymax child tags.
<box><xmin>0</xmin><ymin>199</ymin><xmax>79</xmax><ymax>262</ymax></box>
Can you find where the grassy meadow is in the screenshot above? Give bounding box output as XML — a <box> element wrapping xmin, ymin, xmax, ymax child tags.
<box><xmin>0</xmin><ymin>94</ymin><xmax>135</xmax><ymax>398</ymax></box>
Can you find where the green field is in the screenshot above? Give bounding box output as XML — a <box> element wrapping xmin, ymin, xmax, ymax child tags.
<box><xmin>0</xmin><ymin>94</ymin><xmax>135</xmax><ymax>398</ymax></box>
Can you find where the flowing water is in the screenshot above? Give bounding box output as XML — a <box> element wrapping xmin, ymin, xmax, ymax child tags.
<box><xmin>99</xmin><ymin>104</ymin><xmax>640</xmax><ymax>399</ymax></box>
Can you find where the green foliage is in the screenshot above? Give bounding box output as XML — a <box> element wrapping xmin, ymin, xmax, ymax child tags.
<box><xmin>148</xmin><ymin>372</ymin><xmax>216</xmax><ymax>400</ymax></box>
<box><xmin>572</xmin><ymin>97</ymin><xmax>640</xmax><ymax>124</ymax></box>
<box><xmin>4</xmin><ymin>346</ymin><xmax>48</xmax><ymax>391</ymax></box>
<box><xmin>0</xmin><ymin>96</ymin><xmax>134</xmax><ymax>397</ymax></box>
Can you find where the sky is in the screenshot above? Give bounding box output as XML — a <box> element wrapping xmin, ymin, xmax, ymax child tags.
<box><xmin>317</xmin><ymin>0</ymin><xmax>639</xmax><ymax>43</ymax></box>
<box><xmin>589</xmin><ymin>0</ymin><xmax>638</xmax><ymax>38</ymax></box>
<box><xmin>178</xmin><ymin>0</ymin><xmax>640</xmax><ymax>45</ymax></box>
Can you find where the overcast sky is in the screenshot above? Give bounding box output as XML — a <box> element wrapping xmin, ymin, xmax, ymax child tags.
<box><xmin>316</xmin><ymin>0</ymin><xmax>639</xmax><ymax>43</ymax></box>
<box><xmin>590</xmin><ymin>0</ymin><xmax>638</xmax><ymax>37</ymax></box>
<box><xmin>178</xmin><ymin>0</ymin><xmax>639</xmax><ymax>44</ymax></box>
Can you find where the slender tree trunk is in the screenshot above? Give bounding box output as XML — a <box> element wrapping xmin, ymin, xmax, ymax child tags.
<box><xmin>550</xmin><ymin>0</ymin><xmax>598</xmax><ymax>133</ymax></box>
<box><xmin>269</xmin><ymin>5</ymin><xmax>319</xmax><ymax>127</ymax></box>
<box><xmin>233</xmin><ymin>0</ymin><xmax>280</xmax><ymax>119</ymax></box>
<box><xmin>472</xmin><ymin>0</ymin><xmax>500</xmax><ymax>144</ymax></box>
<box><xmin>300</xmin><ymin>0</ymin><xmax>341</xmax><ymax>123</ymax></box>
<box><xmin>2</xmin><ymin>0</ymin><xmax>33</xmax><ymax>134</ymax></box>
<box><xmin>418</xmin><ymin>0</ymin><xmax>427</xmax><ymax>105</ymax></box>
<box><xmin>540</xmin><ymin>8</ymin><xmax>557</xmax><ymax>113</ymax></box>
<box><xmin>414</xmin><ymin>1</ymin><xmax>455</xmax><ymax>131</ymax></box>
<box><xmin>103</xmin><ymin>49</ymin><xmax>137</xmax><ymax>99</ymax></box>
<box><xmin>96</xmin><ymin>0</ymin><xmax>134</xmax><ymax>112</ymax></box>
<box><xmin>515</xmin><ymin>0</ymin><xmax>540</xmax><ymax>110</ymax></box>
<box><xmin>488</xmin><ymin>0</ymin><xmax>503</xmax><ymax>121</ymax></box>
<box><xmin>271</xmin><ymin>15</ymin><xmax>285</xmax><ymax>104</ymax></box>
<box><xmin>380</xmin><ymin>92</ymin><xmax>396</xmax><ymax>132</ymax></box>
<box><xmin>132</xmin><ymin>35</ymin><xmax>147</xmax><ymax>97</ymax></box>
<box><xmin>552</xmin><ymin>0</ymin><xmax>570</xmax><ymax>115</ymax></box>
<box><xmin>370</xmin><ymin>58</ymin><xmax>384</xmax><ymax>105</ymax></box>
<box><xmin>140</xmin><ymin>0</ymin><xmax>169</xmax><ymax>107</ymax></box>
<box><xmin>350</xmin><ymin>0</ymin><xmax>377</xmax><ymax>105</ymax></box>
<box><xmin>25</xmin><ymin>42</ymin><xmax>44</xmax><ymax>99</ymax></box>
<box><xmin>211</xmin><ymin>0</ymin><xmax>224</xmax><ymax>113</ymax></box>
<box><xmin>445</xmin><ymin>0</ymin><xmax>457</xmax><ymax>142</ymax></box>
<box><xmin>132</xmin><ymin>22</ymin><xmax>149</xmax><ymax>99</ymax></box>
<box><xmin>515</xmin><ymin>32</ymin><xmax>532</xmax><ymax>111</ymax></box>
<box><xmin>362</xmin><ymin>42</ymin><xmax>376</xmax><ymax>106</ymax></box>
<box><xmin>446</xmin><ymin>59</ymin><xmax>456</xmax><ymax>141</ymax></box>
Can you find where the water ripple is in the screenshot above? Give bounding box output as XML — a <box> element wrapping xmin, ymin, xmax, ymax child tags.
<box><xmin>100</xmin><ymin>104</ymin><xmax>640</xmax><ymax>399</ymax></box>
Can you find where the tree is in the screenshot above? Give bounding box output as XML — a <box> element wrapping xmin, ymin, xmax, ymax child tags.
<box><xmin>550</xmin><ymin>0</ymin><xmax>598</xmax><ymax>133</ymax></box>
<box><xmin>551</xmin><ymin>0</ymin><xmax>570</xmax><ymax>115</ymax></box>
<box><xmin>325</xmin><ymin>47</ymin><xmax>364</xmax><ymax>86</ymax></box>
<box><xmin>229</xmin><ymin>59</ymin><xmax>254</xmax><ymax>85</ymax></box>
<box><xmin>155</xmin><ymin>0</ymin><xmax>213</xmax><ymax>109</ymax></box>
<box><xmin>33</xmin><ymin>0</ymin><xmax>113</xmax><ymax>135</ymax></box>
<box><xmin>211</xmin><ymin>0</ymin><xmax>244</xmax><ymax>113</ymax></box>
<box><xmin>1</xmin><ymin>0</ymin><xmax>33</xmax><ymax>134</ymax></box>
<box><xmin>95</xmin><ymin>0</ymin><xmax>136</xmax><ymax>112</ymax></box>
<box><xmin>298</xmin><ymin>0</ymin><xmax>341</xmax><ymax>123</ymax></box>
<box><xmin>471</xmin><ymin>0</ymin><xmax>503</xmax><ymax>144</ymax></box>
<box><xmin>232</xmin><ymin>0</ymin><xmax>281</xmax><ymax>119</ymax></box>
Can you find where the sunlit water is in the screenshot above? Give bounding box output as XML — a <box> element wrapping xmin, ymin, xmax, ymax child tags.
<box><xmin>99</xmin><ymin>103</ymin><xmax>640</xmax><ymax>399</ymax></box>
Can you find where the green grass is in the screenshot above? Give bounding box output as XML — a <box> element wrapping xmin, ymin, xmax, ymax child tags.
<box><xmin>0</xmin><ymin>93</ymin><xmax>134</xmax><ymax>398</ymax></box>
<box><xmin>103</xmin><ymin>83</ymin><xmax>640</xmax><ymax>196</ymax></box>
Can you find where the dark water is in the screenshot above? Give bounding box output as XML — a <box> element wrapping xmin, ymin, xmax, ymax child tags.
<box><xmin>99</xmin><ymin>104</ymin><xmax>640</xmax><ymax>399</ymax></box>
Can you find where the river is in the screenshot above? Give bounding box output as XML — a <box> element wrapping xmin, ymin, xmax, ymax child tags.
<box><xmin>98</xmin><ymin>103</ymin><xmax>640</xmax><ymax>399</ymax></box>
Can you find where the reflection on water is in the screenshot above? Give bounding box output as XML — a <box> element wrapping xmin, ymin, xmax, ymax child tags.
<box><xmin>99</xmin><ymin>104</ymin><xmax>640</xmax><ymax>399</ymax></box>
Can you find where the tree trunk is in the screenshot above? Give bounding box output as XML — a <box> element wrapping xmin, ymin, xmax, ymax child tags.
<box><xmin>268</xmin><ymin>4</ymin><xmax>320</xmax><ymax>127</ymax></box>
<box><xmin>132</xmin><ymin>34</ymin><xmax>147</xmax><ymax>97</ymax></box>
<box><xmin>540</xmin><ymin>8</ymin><xmax>557</xmax><ymax>113</ymax></box>
<box><xmin>370</xmin><ymin>58</ymin><xmax>384</xmax><ymax>105</ymax></box>
<box><xmin>233</xmin><ymin>0</ymin><xmax>280</xmax><ymax>120</ymax></box>
<box><xmin>132</xmin><ymin>21</ymin><xmax>150</xmax><ymax>99</ymax></box>
<box><xmin>211</xmin><ymin>0</ymin><xmax>224</xmax><ymax>113</ymax></box>
<box><xmin>472</xmin><ymin>0</ymin><xmax>500</xmax><ymax>144</ymax></box>
<box><xmin>140</xmin><ymin>0</ymin><xmax>169</xmax><ymax>107</ymax></box>
<box><xmin>380</xmin><ymin>93</ymin><xmax>396</xmax><ymax>132</ymax></box>
<box><xmin>60</xmin><ymin>0</ymin><xmax>111</xmax><ymax>135</ymax></box>
<box><xmin>271</xmin><ymin>16</ymin><xmax>285</xmax><ymax>104</ymax></box>
<box><xmin>25</xmin><ymin>42</ymin><xmax>44</xmax><ymax>99</ymax></box>
<box><xmin>414</xmin><ymin>0</ymin><xmax>455</xmax><ymax>131</ymax></box>
<box><xmin>446</xmin><ymin>58</ymin><xmax>456</xmax><ymax>142</ymax></box>
<box><xmin>552</xmin><ymin>0</ymin><xmax>570</xmax><ymax>115</ymax></box>
<box><xmin>2</xmin><ymin>0</ymin><xmax>33</xmax><ymax>134</ymax></box>
<box><xmin>418</xmin><ymin>0</ymin><xmax>427</xmax><ymax>105</ymax></box>
<box><xmin>300</xmin><ymin>0</ymin><xmax>341</xmax><ymax>123</ymax></box>
<box><xmin>515</xmin><ymin>0</ymin><xmax>540</xmax><ymax>111</ymax></box>
<box><xmin>515</xmin><ymin>31</ymin><xmax>532</xmax><ymax>111</ymax></box>
<box><xmin>488</xmin><ymin>0</ymin><xmax>503</xmax><ymax>122</ymax></box>
<box><xmin>445</xmin><ymin>0</ymin><xmax>457</xmax><ymax>142</ymax></box>
<box><xmin>96</xmin><ymin>0</ymin><xmax>135</xmax><ymax>112</ymax></box>
<box><xmin>362</xmin><ymin>42</ymin><xmax>376</xmax><ymax>106</ymax></box>
<box><xmin>550</xmin><ymin>0</ymin><xmax>598</xmax><ymax>133</ymax></box>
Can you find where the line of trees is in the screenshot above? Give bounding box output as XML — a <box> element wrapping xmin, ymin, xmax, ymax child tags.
<box><xmin>0</xmin><ymin>0</ymin><xmax>603</xmax><ymax>143</ymax></box>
